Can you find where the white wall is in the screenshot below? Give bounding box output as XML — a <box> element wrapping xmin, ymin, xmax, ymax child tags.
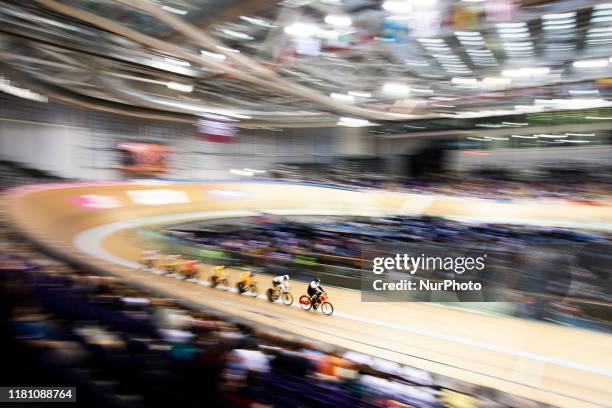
<box><xmin>0</xmin><ymin>118</ymin><xmax>81</xmax><ymax>179</ymax></box>
<box><xmin>0</xmin><ymin>94</ymin><xmax>348</xmax><ymax>180</ymax></box>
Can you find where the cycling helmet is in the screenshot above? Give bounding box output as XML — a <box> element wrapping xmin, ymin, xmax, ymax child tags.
<box><xmin>314</xmin><ymin>277</ymin><xmax>321</xmax><ymax>283</ymax></box>
<box><xmin>283</xmin><ymin>275</ymin><xmax>289</xmax><ymax>281</ymax></box>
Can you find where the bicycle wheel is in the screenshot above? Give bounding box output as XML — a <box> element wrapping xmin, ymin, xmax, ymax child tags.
<box><xmin>249</xmin><ymin>285</ymin><xmax>259</xmax><ymax>295</ymax></box>
<box><xmin>282</xmin><ymin>292</ymin><xmax>293</xmax><ymax>306</ymax></box>
<box><xmin>236</xmin><ymin>282</ymin><xmax>244</xmax><ymax>293</ymax></box>
<box><xmin>219</xmin><ymin>278</ymin><xmax>229</xmax><ymax>288</ymax></box>
<box><xmin>321</xmin><ymin>302</ymin><xmax>334</xmax><ymax>316</ymax></box>
<box><xmin>299</xmin><ymin>295</ymin><xmax>312</xmax><ymax>311</ymax></box>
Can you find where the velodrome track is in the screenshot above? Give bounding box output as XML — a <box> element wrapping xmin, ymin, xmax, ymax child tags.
<box><xmin>3</xmin><ymin>181</ymin><xmax>612</xmax><ymax>408</ymax></box>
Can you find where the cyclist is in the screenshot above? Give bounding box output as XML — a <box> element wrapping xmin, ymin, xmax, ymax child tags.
<box><xmin>140</xmin><ymin>249</ymin><xmax>159</xmax><ymax>269</ymax></box>
<box><xmin>272</xmin><ymin>274</ymin><xmax>290</xmax><ymax>294</ymax></box>
<box><xmin>307</xmin><ymin>277</ymin><xmax>325</xmax><ymax>308</ymax></box>
<box><xmin>237</xmin><ymin>270</ymin><xmax>256</xmax><ymax>293</ymax></box>
<box><xmin>210</xmin><ymin>265</ymin><xmax>227</xmax><ymax>284</ymax></box>
<box><xmin>182</xmin><ymin>259</ymin><xmax>200</xmax><ymax>279</ymax></box>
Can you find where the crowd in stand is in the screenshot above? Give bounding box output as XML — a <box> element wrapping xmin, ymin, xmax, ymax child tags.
<box><xmin>271</xmin><ymin>165</ymin><xmax>612</xmax><ymax>202</ymax></box>
<box><xmin>0</xmin><ymin>230</ymin><xmax>541</xmax><ymax>408</ymax></box>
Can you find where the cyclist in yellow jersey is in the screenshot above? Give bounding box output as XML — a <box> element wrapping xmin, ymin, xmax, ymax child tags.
<box><xmin>209</xmin><ymin>265</ymin><xmax>227</xmax><ymax>287</ymax></box>
<box><xmin>212</xmin><ymin>265</ymin><xmax>226</xmax><ymax>279</ymax></box>
<box><xmin>239</xmin><ymin>270</ymin><xmax>255</xmax><ymax>285</ymax></box>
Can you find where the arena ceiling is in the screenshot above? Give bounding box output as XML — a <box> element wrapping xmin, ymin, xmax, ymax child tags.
<box><xmin>2</xmin><ymin>0</ymin><xmax>612</xmax><ymax>129</ymax></box>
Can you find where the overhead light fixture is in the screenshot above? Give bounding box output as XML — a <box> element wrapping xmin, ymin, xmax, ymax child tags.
<box><xmin>382</xmin><ymin>0</ymin><xmax>413</xmax><ymax>13</ymax></box>
<box><xmin>239</xmin><ymin>15</ymin><xmax>276</xmax><ymax>28</ymax></box>
<box><xmin>511</xmin><ymin>135</ymin><xmax>537</xmax><ymax>139</ymax></box>
<box><xmin>200</xmin><ymin>50</ymin><xmax>226</xmax><ymax>61</ymax></box>
<box><xmin>451</xmin><ymin>77</ymin><xmax>477</xmax><ymax>85</ymax></box>
<box><xmin>0</xmin><ymin>77</ymin><xmax>48</xmax><ymax>102</ymax></box>
<box><xmin>216</xmin><ymin>46</ymin><xmax>240</xmax><ymax>53</ymax></box>
<box><xmin>455</xmin><ymin>31</ymin><xmax>481</xmax><ymax>37</ymax></box>
<box><xmin>166</xmin><ymin>82</ymin><xmax>194</xmax><ymax>93</ymax></box>
<box><xmin>330</xmin><ymin>93</ymin><xmax>355</xmax><ymax>103</ymax></box>
<box><xmin>542</xmin><ymin>12</ymin><xmax>575</xmax><ymax>20</ymax></box>
<box><xmin>160</xmin><ymin>5</ymin><xmax>188</xmax><ymax>15</ymax></box>
<box><xmin>243</xmin><ymin>168</ymin><xmax>266</xmax><ymax>173</ymax></box>
<box><xmin>501</xmin><ymin>67</ymin><xmax>549</xmax><ymax>77</ymax></box>
<box><xmin>337</xmin><ymin>117</ymin><xmax>376</xmax><ymax>127</ymax></box>
<box><xmin>382</xmin><ymin>82</ymin><xmax>411</xmax><ymax>97</ymax></box>
<box><xmin>219</xmin><ymin>29</ymin><xmax>254</xmax><ymax>40</ymax></box>
<box><xmin>573</xmin><ymin>59</ymin><xmax>608</xmax><ymax>68</ymax></box>
<box><xmin>324</xmin><ymin>14</ymin><xmax>352</xmax><ymax>27</ymax></box>
<box><xmin>496</xmin><ymin>22</ymin><xmax>527</xmax><ymax>29</ymax></box>
<box><xmin>348</xmin><ymin>91</ymin><xmax>372</xmax><ymax>98</ymax></box>
<box><xmin>284</xmin><ymin>22</ymin><xmax>319</xmax><ymax>37</ymax></box>
<box><xmin>536</xmin><ymin>134</ymin><xmax>567</xmax><ymax>138</ymax></box>
<box><xmin>230</xmin><ymin>169</ymin><xmax>254</xmax><ymax>176</ymax></box>
<box><xmin>502</xmin><ymin>122</ymin><xmax>528</xmax><ymax>126</ymax></box>
<box><xmin>585</xmin><ymin>115</ymin><xmax>612</xmax><ymax>120</ymax></box>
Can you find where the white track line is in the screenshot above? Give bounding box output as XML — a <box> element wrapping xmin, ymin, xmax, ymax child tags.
<box><xmin>73</xmin><ymin>210</ymin><xmax>612</xmax><ymax>379</ymax></box>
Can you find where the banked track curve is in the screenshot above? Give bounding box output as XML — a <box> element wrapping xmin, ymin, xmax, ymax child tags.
<box><xmin>4</xmin><ymin>181</ymin><xmax>612</xmax><ymax>408</ymax></box>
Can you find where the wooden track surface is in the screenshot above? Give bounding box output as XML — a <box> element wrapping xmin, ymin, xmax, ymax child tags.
<box><xmin>3</xmin><ymin>181</ymin><xmax>612</xmax><ymax>408</ymax></box>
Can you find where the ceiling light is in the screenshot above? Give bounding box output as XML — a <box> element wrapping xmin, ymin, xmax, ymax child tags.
<box><xmin>542</xmin><ymin>23</ymin><xmax>575</xmax><ymax>30</ymax></box>
<box><xmin>497</xmin><ymin>27</ymin><xmax>528</xmax><ymax>33</ymax></box>
<box><xmin>161</xmin><ymin>5</ymin><xmax>188</xmax><ymax>15</ymax></box>
<box><xmin>542</xmin><ymin>12</ymin><xmax>575</xmax><ymax>20</ymax></box>
<box><xmin>337</xmin><ymin>117</ymin><xmax>376</xmax><ymax>127</ymax></box>
<box><xmin>451</xmin><ymin>77</ymin><xmax>477</xmax><ymax>85</ymax></box>
<box><xmin>382</xmin><ymin>82</ymin><xmax>411</xmax><ymax>96</ymax></box>
<box><xmin>230</xmin><ymin>169</ymin><xmax>254</xmax><ymax>176</ymax></box>
<box><xmin>219</xmin><ymin>29</ymin><xmax>254</xmax><ymax>40</ymax></box>
<box><xmin>0</xmin><ymin>77</ymin><xmax>48</xmax><ymax>102</ymax></box>
<box><xmin>324</xmin><ymin>14</ymin><xmax>352</xmax><ymax>27</ymax></box>
<box><xmin>166</xmin><ymin>82</ymin><xmax>194</xmax><ymax>92</ymax></box>
<box><xmin>511</xmin><ymin>135</ymin><xmax>537</xmax><ymax>139</ymax></box>
<box><xmin>348</xmin><ymin>91</ymin><xmax>372</xmax><ymax>98</ymax></box>
<box><xmin>383</xmin><ymin>1</ymin><xmax>414</xmax><ymax>13</ymax></box>
<box><xmin>585</xmin><ymin>115</ymin><xmax>612</xmax><ymax>120</ymax></box>
<box><xmin>536</xmin><ymin>134</ymin><xmax>567</xmax><ymax>138</ymax></box>
<box><xmin>573</xmin><ymin>59</ymin><xmax>608</xmax><ymax>68</ymax></box>
<box><xmin>284</xmin><ymin>22</ymin><xmax>319</xmax><ymax>37</ymax></box>
<box><xmin>501</xmin><ymin>67</ymin><xmax>549</xmax><ymax>77</ymax></box>
<box><xmin>216</xmin><ymin>46</ymin><xmax>240</xmax><ymax>53</ymax></box>
<box><xmin>200</xmin><ymin>50</ymin><xmax>226</xmax><ymax>61</ymax></box>
<box><xmin>330</xmin><ymin>93</ymin><xmax>355</xmax><ymax>102</ymax></box>
<box><xmin>239</xmin><ymin>16</ymin><xmax>276</xmax><ymax>28</ymax></box>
